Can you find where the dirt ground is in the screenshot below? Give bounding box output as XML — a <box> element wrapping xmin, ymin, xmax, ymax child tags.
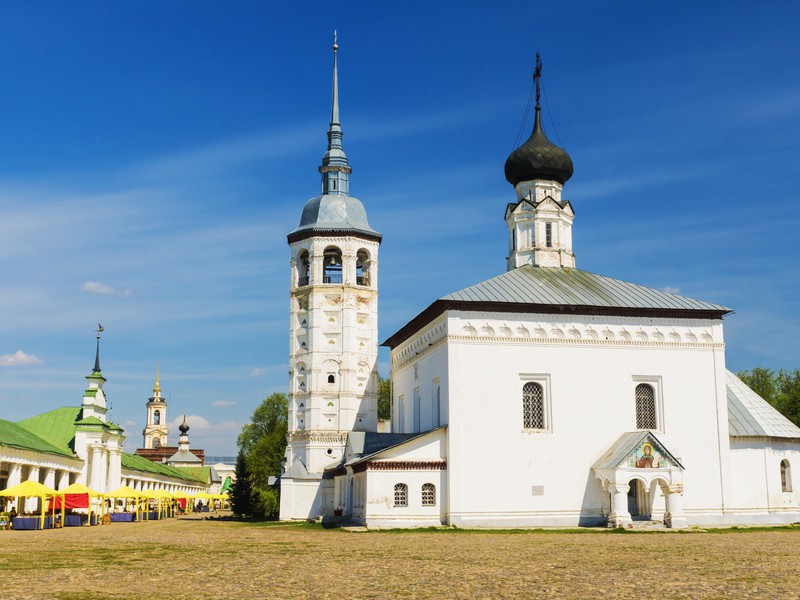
<box><xmin>1</xmin><ymin>517</ymin><xmax>799</xmax><ymax>599</ymax></box>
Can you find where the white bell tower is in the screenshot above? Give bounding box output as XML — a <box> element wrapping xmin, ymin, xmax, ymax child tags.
<box><xmin>280</xmin><ymin>36</ymin><xmax>382</xmax><ymax>520</ymax></box>
<box><xmin>142</xmin><ymin>367</ymin><xmax>168</xmax><ymax>449</ymax></box>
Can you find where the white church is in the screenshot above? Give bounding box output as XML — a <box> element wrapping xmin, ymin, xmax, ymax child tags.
<box><xmin>279</xmin><ymin>45</ymin><xmax>800</xmax><ymax>528</ymax></box>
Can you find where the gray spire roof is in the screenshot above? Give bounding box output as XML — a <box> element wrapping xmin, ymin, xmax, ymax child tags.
<box><xmin>288</xmin><ymin>36</ymin><xmax>381</xmax><ymax>243</ymax></box>
<box><xmin>322</xmin><ymin>34</ymin><xmax>347</xmax><ymax>169</ymax></box>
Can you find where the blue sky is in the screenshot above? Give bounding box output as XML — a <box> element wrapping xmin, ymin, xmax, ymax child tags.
<box><xmin>1</xmin><ymin>2</ymin><xmax>798</xmax><ymax>455</ymax></box>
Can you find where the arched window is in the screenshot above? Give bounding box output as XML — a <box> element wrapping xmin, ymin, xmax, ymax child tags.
<box><xmin>356</xmin><ymin>249</ymin><xmax>370</xmax><ymax>286</ymax></box>
<box><xmin>327</xmin><ymin>374</ymin><xmax>335</xmax><ymax>384</ymax></box>
<box><xmin>421</xmin><ymin>483</ymin><xmax>436</xmax><ymax>506</ymax></box>
<box><xmin>781</xmin><ymin>459</ymin><xmax>792</xmax><ymax>492</ymax></box>
<box><xmin>394</xmin><ymin>483</ymin><xmax>408</xmax><ymax>507</ymax></box>
<box><xmin>153</xmin><ymin>410</ymin><xmax>161</xmax><ymax>426</ymax></box>
<box><xmin>297</xmin><ymin>250</ymin><xmax>310</xmax><ymax>286</ymax></box>
<box><xmin>635</xmin><ymin>384</ymin><xmax>657</xmax><ymax>429</ymax></box>
<box><xmin>323</xmin><ymin>247</ymin><xmax>342</xmax><ymax>284</ymax></box>
<box><xmin>153</xmin><ymin>438</ymin><xmax>161</xmax><ymax>449</ymax></box>
<box><xmin>523</xmin><ymin>382</ymin><xmax>544</xmax><ymax>429</ymax></box>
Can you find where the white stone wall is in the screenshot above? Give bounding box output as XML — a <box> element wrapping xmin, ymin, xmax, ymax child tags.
<box><xmin>728</xmin><ymin>440</ymin><xmax>800</xmax><ymax>523</ymax></box>
<box><xmin>392</xmin><ymin>310</ymin><xmax>733</xmax><ymax>527</ymax></box>
<box><xmin>354</xmin><ymin>429</ymin><xmax>447</xmax><ymax>528</ymax></box>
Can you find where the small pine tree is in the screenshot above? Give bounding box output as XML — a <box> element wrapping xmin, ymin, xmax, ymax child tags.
<box><xmin>229</xmin><ymin>450</ymin><xmax>254</xmax><ymax>517</ymax></box>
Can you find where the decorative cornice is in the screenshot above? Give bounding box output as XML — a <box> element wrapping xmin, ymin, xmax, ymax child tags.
<box><xmin>382</xmin><ymin>299</ymin><xmax>729</xmax><ymax>349</ymax></box>
<box><xmin>352</xmin><ymin>460</ymin><xmax>447</xmax><ymax>473</ymax></box>
<box><xmin>288</xmin><ymin>431</ymin><xmax>349</xmax><ymax>444</ymax></box>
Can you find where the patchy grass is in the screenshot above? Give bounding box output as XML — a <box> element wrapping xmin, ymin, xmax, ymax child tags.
<box><xmin>2</xmin><ymin>517</ymin><xmax>800</xmax><ymax>598</ymax></box>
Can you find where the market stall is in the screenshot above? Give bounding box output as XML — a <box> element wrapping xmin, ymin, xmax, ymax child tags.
<box><xmin>0</xmin><ymin>481</ymin><xmax>61</xmax><ymax>530</ymax></box>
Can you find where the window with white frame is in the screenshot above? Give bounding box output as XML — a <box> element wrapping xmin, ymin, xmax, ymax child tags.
<box><xmin>394</xmin><ymin>483</ymin><xmax>408</xmax><ymax>507</ymax></box>
<box><xmin>635</xmin><ymin>383</ymin><xmax>657</xmax><ymax>430</ymax></box>
<box><xmin>421</xmin><ymin>483</ymin><xmax>436</xmax><ymax>506</ymax></box>
<box><xmin>781</xmin><ymin>459</ymin><xmax>792</xmax><ymax>492</ymax></box>
<box><xmin>523</xmin><ymin>382</ymin><xmax>545</xmax><ymax>429</ymax></box>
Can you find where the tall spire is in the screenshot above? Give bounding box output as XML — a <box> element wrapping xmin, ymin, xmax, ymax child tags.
<box><xmin>319</xmin><ymin>31</ymin><xmax>351</xmax><ymax>196</ymax></box>
<box><xmin>93</xmin><ymin>323</ymin><xmax>104</xmax><ymax>373</ymax></box>
<box><xmin>330</xmin><ymin>30</ymin><xmax>340</xmax><ymax>133</ymax></box>
<box><xmin>154</xmin><ymin>364</ymin><xmax>161</xmax><ymax>395</ymax></box>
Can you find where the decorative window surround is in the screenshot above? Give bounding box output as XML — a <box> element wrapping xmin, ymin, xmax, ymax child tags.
<box><xmin>520</xmin><ymin>373</ymin><xmax>552</xmax><ymax>433</ymax></box>
<box><xmin>633</xmin><ymin>376</ymin><xmax>664</xmax><ymax>433</ymax></box>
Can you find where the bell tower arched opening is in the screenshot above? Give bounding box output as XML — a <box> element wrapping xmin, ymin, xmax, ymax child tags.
<box><xmin>323</xmin><ymin>247</ymin><xmax>343</xmax><ymax>284</ymax></box>
<box><xmin>297</xmin><ymin>250</ymin><xmax>310</xmax><ymax>286</ymax></box>
<box><xmin>356</xmin><ymin>249</ymin><xmax>371</xmax><ymax>286</ymax></box>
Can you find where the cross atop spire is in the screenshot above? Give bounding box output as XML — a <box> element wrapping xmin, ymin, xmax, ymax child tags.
<box><xmin>533</xmin><ymin>52</ymin><xmax>542</xmax><ymax>110</ymax></box>
<box><xmin>319</xmin><ymin>31</ymin><xmax>351</xmax><ymax>196</ymax></box>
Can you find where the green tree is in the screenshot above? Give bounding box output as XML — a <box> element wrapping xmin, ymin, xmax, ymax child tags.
<box><xmin>738</xmin><ymin>367</ymin><xmax>800</xmax><ymax>428</ymax></box>
<box><xmin>378</xmin><ymin>375</ymin><xmax>391</xmax><ymax>421</ymax></box>
<box><xmin>737</xmin><ymin>367</ymin><xmax>777</xmax><ymax>405</ymax></box>
<box><xmin>229</xmin><ymin>450</ymin><xmax>255</xmax><ymax>517</ymax></box>
<box><xmin>236</xmin><ymin>392</ymin><xmax>288</xmax><ymax>518</ymax></box>
<box><xmin>776</xmin><ymin>369</ymin><xmax>800</xmax><ymax>427</ymax></box>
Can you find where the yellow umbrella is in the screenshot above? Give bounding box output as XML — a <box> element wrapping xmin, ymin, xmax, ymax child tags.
<box><xmin>0</xmin><ymin>481</ymin><xmax>60</xmax><ymax>529</ymax></box>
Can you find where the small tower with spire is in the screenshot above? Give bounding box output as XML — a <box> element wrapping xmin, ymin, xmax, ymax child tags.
<box><xmin>504</xmin><ymin>53</ymin><xmax>576</xmax><ymax>270</ymax></box>
<box><xmin>166</xmin><ymin>415</ymin><xmax>202</xmax><ymax>467</ymax></box>
<box><xmin>81</xmin><ymin>324</ymin><xmax>109</xmax><ymax>422</ymax></box>
<box><xmin>142</xmin><ymin>366</ymin><xmax>168</xmax><ymax>449</ymax></box>
<box><xmin>281</xmin><ymin>35</ymin><xmax>382</xmax><ymax>520</ymax></box>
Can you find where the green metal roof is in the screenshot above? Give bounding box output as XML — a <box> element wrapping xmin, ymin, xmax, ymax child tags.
<box><xmin>178</xmin><ymin>466</ymin><xmax>213</xmax><ymax>484</ymax></box>
<box><xmin>443</xmin><ymin>265</ymin><xmax>731</xmax><ymax>312</ymax></box>
<box><xmin>0</xmin><ymin>418</ymin><xmax>75</xmax><ymax>458</ymax></box>
<box><xmin>17</xmin><ymin>407</ymin><xmax>82</xmax><ymax>454</ymax></box>
<box><xmin>75</xmin><ymin>416</ymin><xmax>105</xmax><ymax>427</ymax></box>
<box><xmin>121</xmin><ymin>452</ymin><xmax>206</xmax><ymax>483</ymax></box>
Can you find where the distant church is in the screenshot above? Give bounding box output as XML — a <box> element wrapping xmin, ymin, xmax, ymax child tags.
<box><xmin>279</xmin><ymin>44</ymin><xmax>800</xmax><ymax>528</ymax></box>
<box><xmin>134</xmin><ymin>370</ymin><xmax>205</xmax><ymax>467</ymax></box>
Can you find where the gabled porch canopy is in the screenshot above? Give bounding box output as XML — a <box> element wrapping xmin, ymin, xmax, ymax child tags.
<box><xmin>593</xmin><ymin>431</ymin><xmax>687</xmax><ymax>529</ymax></box>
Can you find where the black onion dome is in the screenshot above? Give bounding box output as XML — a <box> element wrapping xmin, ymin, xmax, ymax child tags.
<box><xmin>504</xmin><ymin>109</ymin><xmax>573</xmax><ymax>186</ymax></box>
<box><xmin>179</xmin><ymin>418</ymin><xmax>190</xmax><ymax>435</ymax></box>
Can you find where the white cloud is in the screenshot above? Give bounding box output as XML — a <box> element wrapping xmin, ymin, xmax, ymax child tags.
<box><xmin>212</xmin><ymin>400</ymin><xmax>236</xmax><ymax>407</ymax></box>
<box><xmin>250</xmin><ymin>368</ymin><xmax>265</xmax><ymax>377</ymax></box>
<box><xmin>82</xmin><ymin>281</ymin><xmax>131</xmax><ymax>298</ymax></box>
<box><xmin>122</xmin><ymin>420</ymin><xmax>137</xmax><ymax>427</ymax></box>
<box><xmin>662</xmin><ymin>286</ymin><xmax>681</xmax><ymax>294</ymax></box>
<box><xmin>170</xmin><ymin>414</ymin><xmax>211</xmax><ymax>431</ymax></box>
<box><xmin>0</xmin><ymin>350</ymin><xmax>43</xmax><ymax>367</ymax></box>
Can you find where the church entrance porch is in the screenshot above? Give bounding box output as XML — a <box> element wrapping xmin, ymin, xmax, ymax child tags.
<box><xmin>593</xmin><ymin>432</ymin><xmax>688</xmax><ymax>529</ymax></box>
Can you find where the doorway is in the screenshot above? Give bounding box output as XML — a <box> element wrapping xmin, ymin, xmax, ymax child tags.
<box><xmin>627</xmin><ymin>480</ymin><xmax>650</xmax><ymax>519</ymax></box>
